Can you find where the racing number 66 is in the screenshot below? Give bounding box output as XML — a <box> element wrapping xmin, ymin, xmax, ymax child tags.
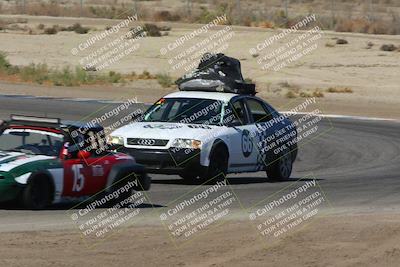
<box><xmin>72</xmin><ymin>164</ymin><xmax>85</xmax><ymax>192</ymax></box>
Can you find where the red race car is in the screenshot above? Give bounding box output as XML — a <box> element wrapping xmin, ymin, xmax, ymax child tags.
<box><xmin>0</xmin><ymin>115</ymin><xmax>150</xmax><ymax>209</ymax></box>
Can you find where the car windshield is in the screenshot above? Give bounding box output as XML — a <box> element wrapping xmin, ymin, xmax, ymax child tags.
<box><xmin>143</xmin><ymin>98</ymin><xmax>226</xmax><ymax>125</ymax></box>
<box><xmin>0</xmin><ymin>128</ymin><xmax>64</xmax><ymax>156</ymax></box>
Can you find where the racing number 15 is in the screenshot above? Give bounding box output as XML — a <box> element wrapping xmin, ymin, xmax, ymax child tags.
<box><xmin>72</xmin><ymin>164</ymin><xmax>85</xmax><ymax>192</ymax></box>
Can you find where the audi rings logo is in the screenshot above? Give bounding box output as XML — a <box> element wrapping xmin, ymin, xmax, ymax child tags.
<box><xmin>137</xmin><ymin>139</ymin><xmax>156</xmax><ymax>146</ymax></box>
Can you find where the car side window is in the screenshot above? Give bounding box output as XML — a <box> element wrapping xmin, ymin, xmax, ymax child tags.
<box><xmin>229</xmin><ymin>99</ymin><xmax>249</xmax><ymax>125</ymax></box>
<box><xmin>245</xmin><ymin>98</ymin><xmax>274</xmax><ymax>123</ymax></box>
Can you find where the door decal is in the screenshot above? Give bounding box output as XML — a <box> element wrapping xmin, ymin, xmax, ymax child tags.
<box><xmin>241</xmin><ymin>129</ymin><xmax>253</xmax><ymax>158</ymax></box>
<box><xmin>72</xmin><ymin>164</ymin><xmax>85</xmax><ymax>192</ymax></box>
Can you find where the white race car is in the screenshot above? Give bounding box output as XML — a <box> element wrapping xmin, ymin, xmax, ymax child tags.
<box><xmin>110</xmin><ymin>91</ymin><xmax>298</xmax><ymax>184</ymax></box>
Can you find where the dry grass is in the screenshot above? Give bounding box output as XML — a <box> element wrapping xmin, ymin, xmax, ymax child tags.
<box><xmin>335</xmin><ymin>18</ymin><xmax>400</xmax><ymax>35</ymax></box>
<box><xmin>285</xmin><ymin>86</ymin><xmax>324</xmax><ymax>98</ymax></box>
<box><xmin>327</xmin><ymin>87</ymin><xmax>354</xmax><ymax>93</ymax></box>
<box><xmin>325</xmin><ymin>42</ymin><xmax>335</xmax><ymax>47</ymax></box>
<box><xmin>1</xmin><ymin>1</ymin><xmax>399</xmax><ymax>35</ymax></box>
<box><xmin>0</xmin><ymin>51</ymin><xmax>170</xmax><ymax>87</ymax></box>
<box><xmin>285</xmin><ymin>90</ymin><xmax>297</xmax><ymax>98</ymax></box>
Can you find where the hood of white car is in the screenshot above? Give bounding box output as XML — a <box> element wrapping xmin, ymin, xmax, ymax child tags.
<box><xmin>111</xmin><ymin>122</ymin><xmax>223</xmax><ymax>142</ymax></box>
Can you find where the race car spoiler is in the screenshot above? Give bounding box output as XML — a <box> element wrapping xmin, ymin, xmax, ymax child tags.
<box><xmin>10</xmin><ymin>114</ymin><xmax>61</xmax><ymax>124</ymax></box>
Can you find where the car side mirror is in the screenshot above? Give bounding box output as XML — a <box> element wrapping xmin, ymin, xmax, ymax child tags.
<box><xmin>78</xmin><ymin>150</ymin><xmax>91</xmax><ymax>159</ymax></box>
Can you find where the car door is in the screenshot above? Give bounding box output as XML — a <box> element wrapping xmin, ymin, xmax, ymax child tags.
<box><xmin>62</xmin><ymin>132</ymin><xmax>109</xmax><ymax>197</ymax></box>
<box><xmin>225</xmin><ymin>97</ymin><xmax>257</xmax><ymax>173</ymax></box>
<box><xmin>243</xmin><ymin>97</ymin><xmax>279</xmax><ymax>172</ymax></box>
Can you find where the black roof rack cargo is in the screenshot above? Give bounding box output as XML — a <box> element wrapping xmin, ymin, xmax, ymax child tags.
<box><xmin>176</xmin><ymin>53</ymin><xmax>256</xmax><ymax>95</ymax></box>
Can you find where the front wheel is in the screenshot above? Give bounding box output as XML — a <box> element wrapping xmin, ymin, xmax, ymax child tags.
<box><xmin>20</xmin><ymin>176</ymin><xmax>52</xmax><ymax>210</ymax></box>
<box><xmin>179</xmin><ymin>171</ymin><xmax>198</xmax><ymax>183</ymax></box>
<box><xmin>266</xmin><ymin>147</ymin><xmax>293</xmax><ymax>181</ymax></box>
<box><xmin>198</xmin><ymin>146</ymin><xmax>228</xmax><ymax>184</ymax></box>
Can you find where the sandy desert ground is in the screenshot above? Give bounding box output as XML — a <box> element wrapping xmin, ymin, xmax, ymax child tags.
<box><xmin>0</xmin><ymin>15</ymin><xmax>399</xmax><ymax>118</ymax></box>
<box><xmin>1</xmin><ymin>212</ymin><xmax>400</xmax><ymax>267</ymax></box>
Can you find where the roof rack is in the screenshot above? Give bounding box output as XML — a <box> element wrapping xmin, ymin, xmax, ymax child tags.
<box><xmin>10</xmin><ymin>114</ymin><xmax>61</xmax><ymax>124</ymax></box>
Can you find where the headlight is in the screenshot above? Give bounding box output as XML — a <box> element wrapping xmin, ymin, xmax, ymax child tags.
<box><xmin>171</xmin><ymin>139</ymin><xmax>202</xmax><ymax>149</ymax></box>
<box><xmin>108</xmin><ymin>135</ymin><xmax>124</xmax><ymax>145</ymax></box>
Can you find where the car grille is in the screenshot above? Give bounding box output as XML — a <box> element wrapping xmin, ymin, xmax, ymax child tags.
<box><xmin>127</xmin><ymin>138</ymin><xmax>169</xmax><ymax>147</ymax></box>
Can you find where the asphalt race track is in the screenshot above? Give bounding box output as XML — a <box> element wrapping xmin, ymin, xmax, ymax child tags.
<box><xmin>0</xmin><ymin>95</ymin><xmax>399</xmax><ymax>232</ymax></box>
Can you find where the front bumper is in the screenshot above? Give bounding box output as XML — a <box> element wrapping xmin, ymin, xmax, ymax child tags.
<box><xmin>119</xmin><ymin>147</ymin><xmax>203</xmax><ymax>174</ymax></box>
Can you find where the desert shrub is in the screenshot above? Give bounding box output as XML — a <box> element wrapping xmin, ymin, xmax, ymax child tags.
<box><xmin>154</xmin><ymin>10</ymin><xmax>181</xmax><ymax>21</ymax></box>
<box><xmin>0</xmin><ymin>52</ymin><xmax>11</xmax><ymax>71</ymax></box>
<box><xmin>195</xmin><ymin>7</ymin><xmax>219</xmax><ymax>24</ymax></box>
<box><xmin>71</xmin><ymin>23</ymin><xmax>89</xmax><ymax>34</ymax></box>
<box><xmin>50</xmin><ymin>67</ymin><xmax>76</xmax><ymax>86</ymax></box>
<box><xmin>380</xmin><ymin>44</ymin><xmax>397</xmax><ymax>51</ymax></box>
<box><xmin>285</xmin><ymin>90</ymin><xmax>297</xmax><ymax>98</ymax></box>
<box><xmin>138</xmin><ymin>70</ymin><xmax>154</xmax><ymax>79</ymax></box>
<box><xmin>37</xmin><ymin>23</ymin><xmax>45</xmax><ymax>30</ymax></box>
<box><xmin>19</xmin><ymin>63</ymin><xmax>49</xmax><ymax>84</ymax></box>
<box><xmin>156</xmin><ymin>73</ymin><xmax>173</xmax><ymax>88</ymax></box>
<box><xmin>366</xmin><ymin>41</ymin><xmax>374</xmax><ymax>49</ymax></box>
<box><xmin>335</xmin><ymin>18</ymin><xmax>400</xmax><ymax>35</ymax></box>
<box><xmin>327</xmin><ymin>87</ymin><xmax>353</xmax><ymax>93</ymax></box>
<box><xmin>143</xmin><ymin>23</ymin><xmax>161</xmax><ymax>37</ymax></box>
<box><xmin>335</xmin><ymin>18</ymin><xmax>368</xmax><ymax>33</ymax></box>
<box><xmin>57</xmin><ymin>23</ymin><xmax>89</xmax><ymax>34</ymax></box>
<box><xmin>106</xmin><ymin>71</ymin><xmax>123</xmax><ymax>83</ymax></box>
<box><xmin>159</xmin><ymin>25</ymin><xmax>171</xmax><ymax>31</ymax></box>
<box><xmin>74</xmin><ymin>67</ymin><xmax>94</xmax><ymax>84</ymax></box>
<box><xmin>257</xmin><ymin>21</ymin><xmax>274</xmax><ymax>28</ymax></box>
<box><xmin>336</xmin><ymin>39</ymin><xmax>348</xmax><ymax>44</ymax></box>
<box><xmin>89</xmin><ymin>6</ymin><xmax>120</xmax><ymax>19</ymax></box>
<box><xmin>0</xmin><ymin>52</ymin><xmax>19</xmax><ymax>74</ymax></box>
<box><xmin>44</xmin><ymin>26</ymin><xmax>58</xmax><ymax>34</ymax></box>
<box><xmin>312</xmin><ymin>90</ymin><xmax>324</xmax><ymax>98</ymax></box>
<box><xmin>279</xmin><ymin>81</ymin><xmax>300</xmax><ymax>93</ymax></box>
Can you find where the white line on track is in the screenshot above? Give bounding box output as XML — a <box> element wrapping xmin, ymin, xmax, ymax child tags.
<box><xmin>281</xmin><ymin>111</ymin><xmax>400</xmax><ymax>123</ymax></box>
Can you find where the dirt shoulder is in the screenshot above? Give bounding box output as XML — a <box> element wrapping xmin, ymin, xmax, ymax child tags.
<box><xmin>1</xmin><ymin>212</ymin><xmax>399</xmax><ymax>267</ymax></box>
<box><xmin>1</xmin><ymin>81</ymin><xmax>399</xmax><ymax>119</ymax></box>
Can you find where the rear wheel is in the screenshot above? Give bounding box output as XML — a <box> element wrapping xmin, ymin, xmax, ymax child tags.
<box><xmin>266</xmin><ymin>147</ymin><xmax>293</xmax><ymax>181</ymax></box>
<box><xmin>109</xmin><ymin>173</ymin><xmax>134</xmax><ymax>206</ymax></box>
<box><xmin>20</xmin><ymin>176</ymin><xmax>52</xmax><ymax>210</ymax></box>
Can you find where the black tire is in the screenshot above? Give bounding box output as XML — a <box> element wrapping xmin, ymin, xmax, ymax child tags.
<box><xmin>20</xmin><ymin>176</ymin><xmax>52</xmax><ymax>210</ymax></box>
<box><xmin>136</xmin><ymin>173</ymin><xmax>151</xmax><ymax>191</ymax></box>
<box><xmin>291</xmin><ymin>142</ymin><xmax>298</xmax><ymax>162</ymax></box>
<box><xmin>179</xmin><ymin>171</ymin><xmax>198</xmax><ymax>183</ymax></box>
<box><xmin>198</xmin><ymin>146</ymin><xmax>228</xmax><ymax>184</ymax></box>
<box><xmin>109</xmin><ymin>174</ymin><xmax>134</xmax><ymax>206</ymax></box>
<box><xmin>266</xmin><ymin>147</ymin><xmax>293</xmax><ymax>181</ymax></box>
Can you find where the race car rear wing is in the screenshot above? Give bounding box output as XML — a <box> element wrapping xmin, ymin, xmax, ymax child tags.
<box><xmin>10</xmin><ymin>114</ymin><xmax>61</xmax><ymax>124</ymax></box>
